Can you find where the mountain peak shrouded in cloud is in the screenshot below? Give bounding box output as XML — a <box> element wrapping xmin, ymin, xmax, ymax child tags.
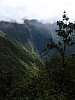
<box><xmin>0</xmin><ymin>0</ymin><xmax>75</xmax><ymax>23</ymax></box>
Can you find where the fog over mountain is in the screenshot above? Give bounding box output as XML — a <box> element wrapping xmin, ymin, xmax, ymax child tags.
<box><xmin>0</xmin><ymin>20</ymin><xmax>61</xmax><ymax>57</ymax></box>
<box><xmin>0</xmin><ymin>0</ymin><xmax>75</xmax><ymax>23</ymax></box>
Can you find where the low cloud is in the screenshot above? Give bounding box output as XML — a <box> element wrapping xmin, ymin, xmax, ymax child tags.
<box><xmin>0</xmin><ymin>0</ymin><xmax>75</xmax><ymax>23</ymax></box>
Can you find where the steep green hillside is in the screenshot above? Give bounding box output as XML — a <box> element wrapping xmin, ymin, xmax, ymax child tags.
<box><xmin>0</xmin><ymin>20</ymin><xmax>52</xmax><ymax>53</ymax></box>
<box><xmin>0</xmin><ymin>30</ymin><xmax>44</xmax><ymax>99</ymax></box>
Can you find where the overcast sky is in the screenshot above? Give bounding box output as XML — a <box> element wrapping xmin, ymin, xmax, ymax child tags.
<box><xmin>0</xmin><ymin>0</ymin><xmax>75</xmax><ymax>23</ymax></box>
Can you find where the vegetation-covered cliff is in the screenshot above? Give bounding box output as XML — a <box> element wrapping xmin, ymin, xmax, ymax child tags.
<box><xmin>0</xmin><ymin>30</ymin><xmax>44</xmax><ymax>99</ymax></box>
<box><xmin>0</xmin><ymin>20</ymin><xmax>53</xmax><ymax>53</ymax></box>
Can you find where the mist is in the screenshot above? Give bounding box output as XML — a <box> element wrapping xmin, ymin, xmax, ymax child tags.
<box><xmin>0</xmin><ymin>0</ymin><xmax>75</xmax><ymax>23</ymax></box>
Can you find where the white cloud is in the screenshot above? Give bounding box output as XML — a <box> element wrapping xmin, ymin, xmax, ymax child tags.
<box><xmin>0</xmin><ymin>0</ymin><xmax>75</xmax><ymax>23</ymax></box>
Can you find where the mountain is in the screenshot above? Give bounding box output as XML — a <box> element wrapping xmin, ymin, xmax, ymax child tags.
<box><xmin>0</xmin><ymin>19</ymin><xmax>75</xmax><ymax>99</ymax></box>
<box><xmin>0</xmin><ymin>30</ymin><xmax>44</xmax><ymax>99</ymax></box>
<box><xmin>0</xmin><ymin>20</ymin><xmax>54</xmax><ymax>54</ymax></box>
<box><xmin>0</xmin><ymin>20</ymin><xmax>75</xmax><ymax>57</ymax></box>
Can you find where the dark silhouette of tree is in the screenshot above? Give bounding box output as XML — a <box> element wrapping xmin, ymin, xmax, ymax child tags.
<box><xmin>42</xmin><ymin>11</ymin><xmax>75</xmax><ymax>93</ymax></box>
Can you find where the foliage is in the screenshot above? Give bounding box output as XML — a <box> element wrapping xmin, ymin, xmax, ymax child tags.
<box><xmin>38</xmin><ymin>55</ymin><xmax>75</xmax><ymax>100</ymax></box>
<box><xmin>41</xmin><ymin>11</ymin><xmax>75</xmax><ymax>99</ymax></box>
<box><xmin>0</xmin><ymin>31</ymin><xmax>44</xmax><ymax>100</ymax></box>
<box><xmin>42</xmin><ymin>11</ymin><xmax>75</xmax><ymax>59</ymax></box>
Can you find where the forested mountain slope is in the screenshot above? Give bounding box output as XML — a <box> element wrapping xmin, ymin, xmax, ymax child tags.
<box><xmin>0</xmin><ymin>30</ymin><xmax>44</xmax><ymax>99</ymax></box>
<box><xmin>0</xmin><ymin>20</ymin><xmax>53</xmax><ymax>53</ymax></box>
<box><xmin>0</xmin><ymin>18</ymin><xmax>75</xmax><ymax>99</ymax></box>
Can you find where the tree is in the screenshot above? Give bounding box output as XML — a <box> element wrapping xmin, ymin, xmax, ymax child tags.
<box><xmin>42</xmin><ymin>11</ymin><xmax>75</xmax><ymax>93</ymax></box>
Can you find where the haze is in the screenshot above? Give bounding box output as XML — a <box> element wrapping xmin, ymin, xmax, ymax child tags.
<box><xmin>0</xmin><ymin>0</ymin><xmax>75</xmax><ymax>23</ymax></box>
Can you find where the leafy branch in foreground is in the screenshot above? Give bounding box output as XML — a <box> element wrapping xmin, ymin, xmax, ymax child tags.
<box><xmin>42</xmin><ymin>11</ymin><xmax>75</xmax><ymax>93</ymax></box>
<box><xmin>42</xmin><ymin>11</ymin><xmax>75</xmax><ymax>67</ymax></box>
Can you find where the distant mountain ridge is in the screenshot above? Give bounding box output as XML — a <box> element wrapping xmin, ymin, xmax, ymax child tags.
<box><xmin>0</xmin><ymin>20</ymin><xmax>57</xmax><ymax>54</ymax></box>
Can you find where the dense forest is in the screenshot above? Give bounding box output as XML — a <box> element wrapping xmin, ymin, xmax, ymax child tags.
<box><xmin>0</xmin><ymin>11</ymin><xmax>75</xmax><ymax>100</ymax></box>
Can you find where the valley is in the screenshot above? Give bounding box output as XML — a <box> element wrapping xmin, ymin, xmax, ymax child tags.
<box><xmin>0</xmin><ymin>18</ymin><xmax>75</xmax><ymax>99</ymax></box>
